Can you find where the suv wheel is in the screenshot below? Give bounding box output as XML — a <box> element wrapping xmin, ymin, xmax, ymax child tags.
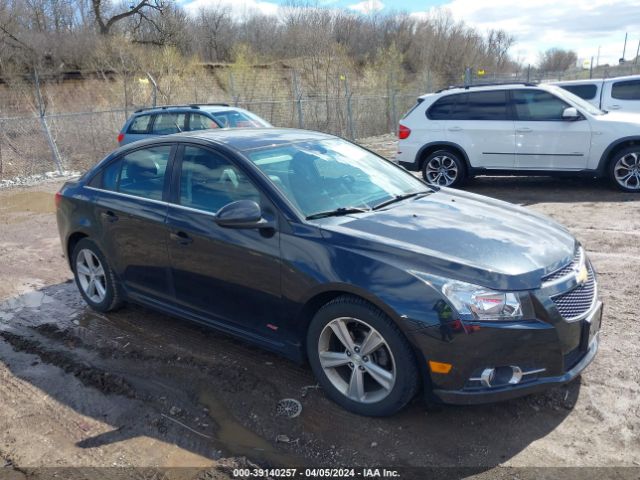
<box><xmin>422</xmin><ymin>149</ymin><xmax>465</xmax><ymax>187</ymax></box>
<box><xmin>307</xmin><ymin>295</ymin><xmax>419</xmax><ymax>416</ymax></box>
<box><xmin>609</xmin><ymin>146</ymin><xmax>640</xmax><ymax>192</ymax></box>
<box><xmin>72</xmin><ymin>239</ymin><xmax>123</xmax><ymax>312</ymax></box>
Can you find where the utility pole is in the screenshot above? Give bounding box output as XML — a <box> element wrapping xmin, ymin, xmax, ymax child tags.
<box><xmin>635</xmin><ymin>39</ymin><xmax>640</xmax><ymax>65</ymax></box>
<box><xmin>621</xmin><ymin>32</ymin><xmax>628</xmax><ymax>63</ymax></box>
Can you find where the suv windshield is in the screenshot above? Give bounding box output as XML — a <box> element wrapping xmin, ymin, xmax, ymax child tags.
<box><xmin>246</xmin><ymin>139</ymin><xmax>430</xmax><ymax>217</ymax></box>
<box><xmin>546</xmin><ymin>85</ymin><xmax>605</xmax><ymax>115</ymax></box>
<box><xmin>210</xmin><ymin>110</ymin><xmax>270</xmax><ymax>128</ymax></box>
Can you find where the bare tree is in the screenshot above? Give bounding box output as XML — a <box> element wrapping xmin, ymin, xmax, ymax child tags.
<box><xmin>538</xmin><ymin>48</ymin><xmax>578</xmax><ymax>72</ymax></box>
<box><xmin>91</xmin><ymin>0</ymin><xmax>167</xmax><ymax>35</ymax></box>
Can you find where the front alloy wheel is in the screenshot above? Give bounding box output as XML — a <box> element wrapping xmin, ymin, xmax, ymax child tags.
<box><xmin>611</xmin><ymin>148</ymin><xmax>640</xmax><ymax>192</ymax></box>
<box><xmin>307</xmin><ymin>296</ymin><xmax>418</xmax><ymax>416</ymax></box>
<box><xmin>318</xmin><ymin>317</ymin><xmax>396</xmax><ymax>404</ymax></box>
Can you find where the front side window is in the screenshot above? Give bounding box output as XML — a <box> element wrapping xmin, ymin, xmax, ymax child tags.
<box><xmin>152</xmin><ymin>113</ymin><xmax>187</xmax><ymax>134</ymax></box>
<box><xmin>128</xmin><ymin>114</ymin><xmax>152</xmax><ymax>134</ymax></box>
<box><xmin>101</xmin><ymin>145</ymin><xmax>171</xmax><ymax>200</ymax></box>
<box><xmin>512</xmin><ymin>90</ymin><xmax>569</xmax><ymax>121</ymax></box>
<box><xmin>178</xmin><ymin>146</ymin><xmax>260</xmax><ymax>213</ymax></box>
<box><xmin>612</xmin><ymin>80</ymin><xmax>640</xmax><ymax>100</ymax></box>
<box><xmin>189</xmin><ymin>113</ymin><xmax>219</xmax><ymax>131</ymax></box>
<box><xmin>247</xmin><ymin>139</ymin><xmax>429</xmax><ymax>217</ymax></box>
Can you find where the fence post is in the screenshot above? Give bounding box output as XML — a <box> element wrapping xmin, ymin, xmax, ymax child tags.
<box><xmin>344</xmin><ymin>74</ymin><xmax>355</xmax><ymax>140</ymax></box>
<box><xmin>33</xmin><ymin>69</ymin><xmax>63</xmax><ymax>174</ymax></box>
<box><xmin>292</xmin><ymin>69</ymin><xmax>304</xmax><ymax>129</ymax></box>
<box><xmin>389</xmin><ymin>73</ymin><xmax>397</xmax><ymax>133</ymax></box>
<box><xmin>146</xmin><ymin>72</ymin><xmax>158</xmax><ymax>107</ymax></box>
<box><xmin>228</xmin><ymin>70</ymin><xmax>239</xmax><ymax>107</ymax></box>
<box><xmin>463</xmin><ymin>67</ymin><xmax>472</xmax><ymax>86</ymax></box>
<box><xmin>526</xmin><ymin>64</ymin><xmax>531</xmax><ymax>83</ymax></box>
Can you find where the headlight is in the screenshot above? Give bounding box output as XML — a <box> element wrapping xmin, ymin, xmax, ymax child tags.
<box><xmin>442</xmin><ymin>280</ymin><xmax>522</xmax><ymax>321</ymax></box>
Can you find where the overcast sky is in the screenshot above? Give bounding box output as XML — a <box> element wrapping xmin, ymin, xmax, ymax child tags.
<box><xmin>181</xmin><ymin>0</ymin><xmax>640</xmax><ymax>67</ymax></box>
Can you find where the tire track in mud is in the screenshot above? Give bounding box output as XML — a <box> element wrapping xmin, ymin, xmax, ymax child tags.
<box><xmin>0</xmin><ymin>331</ymin><xmax>137</xmax><ymax>398</ymax></box>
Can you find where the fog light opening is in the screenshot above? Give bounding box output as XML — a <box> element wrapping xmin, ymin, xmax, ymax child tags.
<box><xmin>480</xmin><ymin>368</ymin><xmax>495</xmax><ymax>387</ymax></box>
<box><xmin>477</xmin><ymin>366</ymin><xmax>524</xmax><ymax>388</ymax></box>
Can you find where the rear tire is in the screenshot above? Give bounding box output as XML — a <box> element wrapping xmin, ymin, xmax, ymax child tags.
<box><xmin>422</xmin><ymin>149</ymin><xmax>466</xmax><ymax>187</ymax></box>
<box><xmin>72</xmin><ymin>239</ymin><xmax>123</xmax><ymax>312</ymax></box>
<box><xmin>608</xmin><ymin>146</ymin><xmax>640</xmax><ymax>192</ymax></box>
<box><xmin>307</xmin><ymin>295</ymin><xmax>419</xmax><ymax>416</ymax></box>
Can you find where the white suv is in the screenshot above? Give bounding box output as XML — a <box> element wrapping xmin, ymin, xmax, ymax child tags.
<box><xmin>396</xmin><ymin>83</ymin><xmax>640</xmax><ymax>192</ymax></box>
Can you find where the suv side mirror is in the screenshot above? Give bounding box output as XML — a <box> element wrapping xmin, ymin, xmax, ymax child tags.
<box><xmin>214</xmin><ymin>200</ymin><xmax>275</xmax><ymax>230</ymax></box>
<box><xmin>562</xmin><ymin>107</ymin><xmax>580</xmax><ymax>121</ymax></box>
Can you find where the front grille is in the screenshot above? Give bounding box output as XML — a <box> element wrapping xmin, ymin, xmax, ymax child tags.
<box><xmin>543</xmin><ymin>249</ymin><xmax>582</xmax><ymax>283</ymax></box>
<box><xmin>551</xmin><ymin>265</ymin><xmax>596</xmax><ymax>320</ymax></box>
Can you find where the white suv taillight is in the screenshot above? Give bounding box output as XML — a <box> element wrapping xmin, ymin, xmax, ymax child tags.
<box><xmin>398</xmin><ymin>124</ymin><xmax>411</xmax><ymax>140</ymax></box>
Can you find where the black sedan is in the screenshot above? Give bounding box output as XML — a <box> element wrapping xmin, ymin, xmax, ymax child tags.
<box><xmin>55</xmin><ymin>128</ymin><xmax>602</xmax><ymax>416</ymax></box>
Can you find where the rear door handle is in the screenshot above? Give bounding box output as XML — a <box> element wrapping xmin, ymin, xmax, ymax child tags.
<box><xmin>100</xmin><ymin>210</ymin><xmax>118</xmax><ymax>223</ymax></box>
<box><xmin>447</xmin><ymin>126</ymin><xmax>462</xmax><ymax>132</ymax></box>
<box><xmin>170</xmin><ymin>231</ymin><xmax>193</xmax><ymax>246</ymax></box>
<box><xmin>516</xmin><ymin>127</ymin><xmax>532</xmax><ymax>133</ymax></box>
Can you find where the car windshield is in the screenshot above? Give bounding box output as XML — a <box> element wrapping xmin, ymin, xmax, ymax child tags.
<box><xmin>246</xmin><ymin>138</ymin><xmax>431</xmax><ymax>218</ymax></box>
<box><xmin>210</xmin><ymin>110</ymin><xmax>271</xmax><ymax>128</ymax></box>
<box><xmin>546</xmin><ymin>85</ymin><xmax>606</xmax><ymax>115</ymax></box>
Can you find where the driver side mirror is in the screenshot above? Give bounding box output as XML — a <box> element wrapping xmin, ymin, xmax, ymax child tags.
<box><xmin>214</xmin><ymin>200</ymin><xmax>275</xmax><ymax>230</ymax></box>
<box><xmin>562</xmin><ymin>107</ymin><xmax>581</xmax><ymax>121</ymax></box>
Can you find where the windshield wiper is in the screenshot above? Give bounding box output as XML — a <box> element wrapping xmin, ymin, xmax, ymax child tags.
<box><xmin>305</xmin><ymin>207</ymin><xmax>370</xmax><ymax>220</ymax></box>
<box><xmin>372</xmin><ymin>191</ymin><xmax>432</xmax><ymax>210</ymax></box>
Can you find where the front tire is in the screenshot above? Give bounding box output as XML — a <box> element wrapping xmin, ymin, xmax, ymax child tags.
<box><xmin>307</xmin><ymin>296</ymin><xmax>419</xmax><ymax>416</ymax></box>
<box><xmin>422</xmin><ymin>149</ymin><xmax>466</xmax><ymax>187</ymax></box>
<box><xmin>72</xmin><ymin>239</ymin><xmax>123</xmax><ymax>312</ymax></box>
<box><xmin>609</xmin><ymin>146</ymin><xmax>640</xmax><ymax>192</ymax></box>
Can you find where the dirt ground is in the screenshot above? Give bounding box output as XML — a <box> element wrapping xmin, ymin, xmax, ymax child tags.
<box><xmin>0</xmin><ymin>135</ymin><xmax>639</xmax><ymax>479</ymax></box>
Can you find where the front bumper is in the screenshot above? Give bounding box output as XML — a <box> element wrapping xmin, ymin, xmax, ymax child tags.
<box><xmin>419</xmin><ymin>299</ymin><xmax>603</xmax><ymax>405</ymax></box>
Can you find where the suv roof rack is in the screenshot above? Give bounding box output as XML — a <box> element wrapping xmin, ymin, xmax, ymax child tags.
<box><xmin>435</xmin><ymin>82</ymin><xmax>538</xmax><ymax>93</ymax></box>
<box><xmin>134</xmin><ymin>103</ymin><xmax>230</xmax><ymax>113</ymax></box>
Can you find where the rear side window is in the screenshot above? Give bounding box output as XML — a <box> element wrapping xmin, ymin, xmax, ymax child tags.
<box><xmin>100</xmin><ymin>145</ymin><xmax>172</xmax><ymax>201</ymax></box>
<box><xmin>127</xmin><ymin>114</ymin><xmax>152</xmax><ymax>134</ymax></box>
<box><xmin>612</xmin><ymin>80</ymin><xmax>640</xmax><ymax>100</ymax></box>
<box><xmin>401</xmin><ymin>98</ymin><xmax>425</xmax><ymax>119</ymax></box>
<box><xmin>152</xmin><ymin>113</ymin><xmax>187</xmax><ymax>134</ymax></box>
<box><xmin>427</xmin><ymin>95</ymin><xmax>458</xmax><ymax>120</ymax></box>
<box><xmin>559</xmin><ymin>84</ymin><xmax>598</xmax><ymax>100</ymax></box>
<box><xmin>512</xmin><ymin>90</ymin><xmax>569</xmax><ymax>121</ymax></box>
<box><xmin>453</xmin><ymin>91</ymin><xmax>509</xmax><ymax>120</ymax></box>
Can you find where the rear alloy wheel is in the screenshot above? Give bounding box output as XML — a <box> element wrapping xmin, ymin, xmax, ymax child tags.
<box><xmin>72</xmin><ymin>239</ymin><xmax>123</xmax><ymax>312</ymax></box>
<box><xmin>422</xmin><ymin>149</ymin><xmax>465</xmax><ymax>187</ymax></box>
<box><xmin>307</xmin><ymin>296</ymin><xmax>418</xmax><ymax>416</ymax></box>
<box><xmin>610</xmin><ymin>147</ymin><xmax>640</xmax><ymax>192</ymax></box>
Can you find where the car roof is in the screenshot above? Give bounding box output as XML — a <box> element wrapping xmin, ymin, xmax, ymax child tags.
<box><xmin>418</xmin><ymin>83</ymin><xmax>550</xmax><ymax>100</ymax></box>
<box><xmin>164</xmin><ymin>128</ymin><xmax>336</xmax><ymax>152</ymax></box>
<box><xmin>132</xmin><ymin>104</ymin><xmax>242</xmax><ymax>116</ymax></box>
<box><xmin>553</xmin><ymin>74</ymin><xmax>640</xmax><ymax>86</ymax></box>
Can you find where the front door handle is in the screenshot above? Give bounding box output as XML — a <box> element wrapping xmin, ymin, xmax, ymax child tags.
<box><xmin>101</xmin><ymin>210</ymin><xmax>118</xmax><ymax>223</ymax></box>
<box><xmin>516</xmin><ymin>127</ymin><xmax>532</xmax><ymax>133</ymax></box>
<box><xmin>447</xmin><ymin>126</ymin><xmax>462</xmax><ymax>132</ymax></box>
<box><xmin>170</xmin><ymin>231</ymin><xmax>193</xmax><ymax>246</ymax></box>
<box><xmin>607</xmin><ymin>105</ymin><xmax>621</xmax><ymax>110</ymax></box>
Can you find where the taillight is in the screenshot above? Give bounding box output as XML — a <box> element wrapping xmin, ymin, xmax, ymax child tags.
<box><xmin>398</xmin><ymin>124</ymin><xmax>411</xmax><ymax>140</ymax></box>
<box><xmin>117</xmin><ymin>133</ymin><xmax>125</xmax><ymax>143</ymax></box>
<box><xmin>54</xmin><ymin>192</ymin><xmax>62</xmax><ymax>209</ymax></box>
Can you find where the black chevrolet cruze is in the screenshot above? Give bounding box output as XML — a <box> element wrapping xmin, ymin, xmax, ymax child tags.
<box><xmin>56</xmin><ymin>128</ymin><xmax>602</xmax><ymax>416</ymax></box>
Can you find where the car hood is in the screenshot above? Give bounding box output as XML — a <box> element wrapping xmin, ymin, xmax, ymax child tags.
<box><xmin>595</xmin><ymin>111</ymin><xmax>640</xmax><ymax>125</ymax></box>
<box><xmin>318</xmin><ymin>189</ymin><xmax>576</xmax><ymax>290</ymax></box>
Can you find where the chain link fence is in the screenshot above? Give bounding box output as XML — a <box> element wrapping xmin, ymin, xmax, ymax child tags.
<box><xmin>0</xmin><ymin>66</ymin><xmax>433</xmax><ymax>180</ymax></box>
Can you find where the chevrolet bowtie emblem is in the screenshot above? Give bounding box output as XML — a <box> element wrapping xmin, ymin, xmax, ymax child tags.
<box><xmin>575</xmin><ymin>265</ymin><xmax>588</xmax><ymax>285</ymax></box>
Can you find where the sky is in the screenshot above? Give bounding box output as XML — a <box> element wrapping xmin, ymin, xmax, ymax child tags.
<box><xmin>180</xmin><ymin>0</ymin><xmax>640</xmax><ymax>67</ymax></box>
